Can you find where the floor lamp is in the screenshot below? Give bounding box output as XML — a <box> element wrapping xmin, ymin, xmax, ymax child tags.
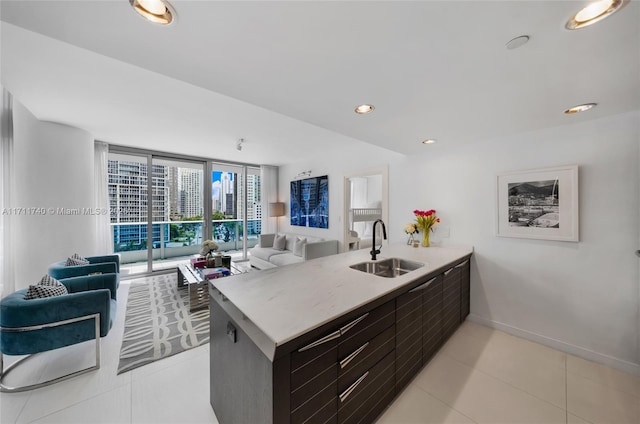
<box><xmin>269</xmin><ymin>202</ymin><xmax>285</xmax><ymax>233</ymax></box>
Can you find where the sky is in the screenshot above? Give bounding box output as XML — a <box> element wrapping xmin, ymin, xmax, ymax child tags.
<box><xmin>211</xmin><ymin>171</ymin><xmax>234</xmax><ymax>199</ymax></box>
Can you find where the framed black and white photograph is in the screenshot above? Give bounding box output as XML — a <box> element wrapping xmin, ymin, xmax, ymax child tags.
<box><xmin>496</xmin><ymin>165</ymin><xmax>579</xmax><ymax>242</ymax></box>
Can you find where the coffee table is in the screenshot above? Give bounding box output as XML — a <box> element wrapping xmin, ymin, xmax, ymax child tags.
<box><xmin>177</xmin><ymin>262</ymin><xmax>244</xmax><ymax>312</ymax></box>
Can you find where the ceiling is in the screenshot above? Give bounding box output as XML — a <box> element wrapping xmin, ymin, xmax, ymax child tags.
<box><xmin>1</xmin><ymin>1</ymin><xmax>639</xmax><ymax>165</ymax></box>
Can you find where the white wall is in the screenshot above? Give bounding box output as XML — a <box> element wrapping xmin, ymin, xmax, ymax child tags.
<box><xmin>278</xmin><ymin>138</ymin><xmax>403</xmax><ymax>248</ymax></box>
<box><xmin>279</xmin><ymin>110</ymin><xmax>639</xmax><ymax>373</ymax></box>
<box><xmin>390</xmin><ymin>111</ymin><xmax>640</xmax><ymax>373</ymax></box>
<box><xmin>12</xmin><ymin>100</ymin><xmax>96</xmax><ymax>289</ymax></box>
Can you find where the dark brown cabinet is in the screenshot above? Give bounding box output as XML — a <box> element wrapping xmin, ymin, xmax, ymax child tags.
<box><xmin>422</xmin><ymin>274</ymin><xmax>443</xmax><ymax>364</ymax></box>
<box><xmin>442</xmin><ymin>264</ymin><xmax>461</xmax><ymax>342</ymax></box>
<box><xmin>459</xmin><ymin>259</ymin><xmax>471</xmax><ymax>322</ymax></box>
<box><xmin>290</xmin><ymin>332</ymin><xmax>338</xmax><ymax>424</ymax></box>
<box><xmin>395</xmin><ymin>257</ymin><xmax>471</xmax><ymax>394</ymax></box>
<box><xmin>395</xmin><ymin>282</ymin><xmax>424</xmax><ymax>393</ymax></box>
<box><xmin>288</xmin><ymin>300</ymin><xmax>396</xmax><ymax>424</ymax></box>
<box><xmin>395</xmin><ymin>273</ymin><xmax>443</xmax><ymax>394</ymax></box>
<box><xmin>210</xmin><ymin>254</ymin><xmax>471</xmax><ymax>424</ymax></box>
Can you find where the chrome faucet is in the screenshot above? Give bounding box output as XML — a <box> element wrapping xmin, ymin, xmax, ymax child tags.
<box><xmin>370</xmin><ymin>219</ymin><xmax>387</xmax><ymax>261</ymax></box>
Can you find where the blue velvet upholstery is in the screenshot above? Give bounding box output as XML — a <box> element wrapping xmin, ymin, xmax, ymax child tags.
<box><xmin>48</xmin><ymin>254</ymin><xmax>120</xmax><ymax>287</ymax></box>
<box><xmin>0</xmin><ymin>273</ymin><xmax>117</xmax><ymax>356</ymax></box>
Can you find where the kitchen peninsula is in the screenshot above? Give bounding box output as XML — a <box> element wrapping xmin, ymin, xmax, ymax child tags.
<box><xmin>209</xmin><ymin>244</ymin><xmax>473</xmax><ymax>424</ymax></box>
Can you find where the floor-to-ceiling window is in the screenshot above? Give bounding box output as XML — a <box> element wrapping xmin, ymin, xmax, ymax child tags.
<box><xmin>151</xmin><ymin>158</ymin><xmax>204</xmax><ymax>272</ymax></box>
<box><xmin>108</xmin><ymin>152</ymin><xmax>151</xmax><ymax>273</ymax></box>
<box><xmin>210</xmin><ymin>164</ymin><xmax>262</xmax><ymax>261</ymax></box>
<box><xmin>108</xmin><ymin>149</ymin><xmax>261</xmax><ymax>275</ymax></box>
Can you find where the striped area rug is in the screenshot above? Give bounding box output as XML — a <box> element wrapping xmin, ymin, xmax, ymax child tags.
<box><xmin>117</xmin><ymin>273</ymin><xmax>209</xmax><ymax>374</ymax></box>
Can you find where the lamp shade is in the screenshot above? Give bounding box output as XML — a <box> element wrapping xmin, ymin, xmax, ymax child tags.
<box><xmin>269</xmin><ymin>202</ymin><xmax>285</xmax><ymax>217</ymax></box>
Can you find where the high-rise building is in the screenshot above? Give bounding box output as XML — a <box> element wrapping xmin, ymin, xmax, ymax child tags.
<box><xmin>108</xmin><ymin>159</ymin><xmax>168</xmax><ymax>248</ymax></box>
<box><xmin>236</xmin><ymin>174</ymin><xmax>262</xmax><ymax>235</ymax></box>
<box><xmin>220</xmin><ymin>172</ymin><xmax>232</xmax><ymax>214</ymax></box>
<box><xmin>168</xmin><ymin>167</ymin><xmax>179</xmax><ymax>220</ymax></box>
<box><xmin>178</xmin><ymin>168</ymin><xmax>203</xmax><ymax>218</ymax></box>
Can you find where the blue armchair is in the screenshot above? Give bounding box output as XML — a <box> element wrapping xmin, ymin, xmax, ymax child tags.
<box><xmin>0</xmin><ymin>273</ymin><xmax>118</xmax><ymax>392</ymax></box>
<box><xmin>48</xmin><ymin>254</ymin><xmax>120</xmax><ymax>287</ymax></box>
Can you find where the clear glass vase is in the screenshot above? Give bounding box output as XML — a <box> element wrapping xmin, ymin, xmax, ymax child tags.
<box><xmin>422</xmin><ymin>230</ymin><xmax>430</xmax><ymax>247</ymax></box>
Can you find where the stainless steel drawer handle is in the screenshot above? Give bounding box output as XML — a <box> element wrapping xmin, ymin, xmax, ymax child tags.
<box><xmin>409</xmin><ymin>277</ymin><xmax>437</xmax><ymax>293</ymax></box>
<box><xmin>297</xmin><ymin>330</ymin><xmax>341</xmax><ymax>352</ymax></box>
<box><xmin>339</xmin><ymin>371</ymin><xmax>369</xmax><ymax>403</ymax></box>
<box><xmin>455</xmin><ymin>260</ymin><xmax>469</xmax><ymax>268</ymax></box>
<box><xmin>339</xmin><ymin>313</ymin><xmax>369</xmax><ymax>335</ymax></box>
<box><xmin>444</xmin><ymin>267</ymin><xmax>454</xmax><ymax>276</ymax></box>
<box><xmin>340</xmin><ymin>342</ymin><xmax>369</xmax><ymax>369</ymax></box>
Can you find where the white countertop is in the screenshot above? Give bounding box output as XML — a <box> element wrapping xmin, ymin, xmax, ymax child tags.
<box><xmin>210</xmin><ymin>243</ymin><xmax>473</xmax><ymax>354</ymax></box>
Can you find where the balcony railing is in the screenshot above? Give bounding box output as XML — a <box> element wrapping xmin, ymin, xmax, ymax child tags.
<box><xmin>111</xmin><ymin>219</ymin><xmax>261</xmax><ymax>265</ymax></box>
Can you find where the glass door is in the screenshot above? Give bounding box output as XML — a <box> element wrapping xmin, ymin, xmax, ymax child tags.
<box><xmin>108</xmin><ymin>150</ymin><xmax>258</xmax><ymax>274</ymax></box>
<box><xmin>241</xmin><ymin>166</ymin><xmax>262</xmax><ymax>256</ymax></box>
<box><xmin>108</xmin><ymin>152</ymin><xmax>151</xmax><ymax>275</ymax></box>
<box><xmin>151</xmin><ymin>158</ymin><xmax>204</xmax><ymax>272</ymax></box>
<box><xmin>210</xmin><ymin>164</ymin><xmax>262</xmax><ymax>261</ymax></box>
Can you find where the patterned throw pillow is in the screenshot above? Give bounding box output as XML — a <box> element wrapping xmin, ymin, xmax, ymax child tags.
<box><xmin>24</xmin><ymin>275</ymin><xmax>68</xmax><ymax>300</ymax></box>
<box><xmin>65</xmin><ymin>253</ymin><xmax>89</xmax><ymax>266</ymax></box>
<box><xmin>71</xmin><ymin>253</ymin><xmax>88</xmax><ymax>261</ymax></box>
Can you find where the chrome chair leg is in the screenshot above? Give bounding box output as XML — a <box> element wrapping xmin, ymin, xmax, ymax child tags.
<box><xmin>0</xmin><ymin>313</ymin><xmax>101</xmax><ymax>393</ymax></box>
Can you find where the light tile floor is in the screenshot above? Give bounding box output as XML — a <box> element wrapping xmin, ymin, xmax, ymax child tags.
<box><xmin>2</xmin><ymin>279</ymin><xmax>639</xmax><ymax>424</ymax></box>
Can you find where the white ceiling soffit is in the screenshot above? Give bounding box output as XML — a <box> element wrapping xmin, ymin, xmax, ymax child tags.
<box><xmin>1</xmin><ymin>22</ymin><xmax>388</xmax><ymax>166</ymax></box>
<box><xmin>1</xmin><ymin>1</ymin><xmax>639</xmax><ymax>161</ymax></box>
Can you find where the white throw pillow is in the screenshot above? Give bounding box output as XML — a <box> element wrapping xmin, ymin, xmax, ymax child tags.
<box><xmin>273</xmin><ymin>234</ymin><xmax>287</xmax><ymax>251</ymax></box>
<box><xmin>293</xmin><ymin>237</ymin><xmax>307</xmax><ymax>257</ymax></box>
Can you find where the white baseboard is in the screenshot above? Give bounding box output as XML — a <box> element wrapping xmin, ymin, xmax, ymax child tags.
<box><xmin>466</xmin><ymin>314</ymin><xmax>640</xmax><ymax>377</ymax></box>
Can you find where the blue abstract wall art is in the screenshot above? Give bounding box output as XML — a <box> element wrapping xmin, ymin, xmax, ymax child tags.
<box><xmin>290</xmin><ymin>175</ymin><xmax>329</xmax><ymax>229</ymax></box>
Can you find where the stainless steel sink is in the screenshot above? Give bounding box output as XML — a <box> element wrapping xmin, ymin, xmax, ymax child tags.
<box><xmin>349</xmin><ymin>257</ymin><xmax>425</xmax><ymax>278</ymax></box>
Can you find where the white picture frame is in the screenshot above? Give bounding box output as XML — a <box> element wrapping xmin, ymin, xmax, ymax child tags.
<box><xmin>496</xmin><ymin>165</ymin><xmax>579</xmax><ymax>242</ymax></box>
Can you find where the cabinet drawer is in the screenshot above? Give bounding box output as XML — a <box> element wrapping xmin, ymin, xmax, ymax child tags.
<box><xmin>338</xmin><ymin>350</ymin><xmax>395</xmax><ymax>424</ymax></box>
<box><xmin>338</xmin><ymin>300</ymin><xmax>395</xmax><ymax>358</ymax></box>
<box><xmin>291</xmin><ymin>382</ymin><xmax>336</xmax><ymax>424</ymax></box>
<box><xmin>338</xmin><ymin>325</ymin><xmax>395</xmax><ymax>393</ymax></box>
<box><xmin>292</xmin><ymin>330</ymin><xmax>339</xmax><ymax>372</ymax></box>
<box><xmin>291</xmin><ymin>361</ymin><xmax>337</xmax><ymax>412</ymax></box>
<box><xmin>307</xmin><ymin>401</ymin><xmax>337</xmax><ymax>424</ymax></box>
<box><xmin>291</xmin><ymin>343</ymin><xmax>338</xmax><ymax>391</ymax></box>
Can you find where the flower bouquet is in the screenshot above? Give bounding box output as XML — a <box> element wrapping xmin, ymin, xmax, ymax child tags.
<box><xmin>200</xmin><ymin>240</ymin><xmax>219</xmax><ymax>256</ymax></box>
<box><xmin>413</xmin><ymin>209</ymin><xmax>440</xmax><ymax>247</ymax></box>
<box><xmin>201</xmin><ymin>239</ymin><xmax>220</xmax><ymax>267</ymax></box>
<box><xmin>403</xmin><ymin>222</ymin><xmax>419</xmax><ymax>246</ymax></box>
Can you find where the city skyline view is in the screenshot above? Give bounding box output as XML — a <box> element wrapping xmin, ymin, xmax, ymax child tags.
<box><xmin>107</xmin><ymin>157</ymin><xmax>262</xmax><ymax>257</ymax></box>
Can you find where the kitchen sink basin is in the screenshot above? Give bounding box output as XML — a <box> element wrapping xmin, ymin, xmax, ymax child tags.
<box><xmin>349</xmin><ymin>257</ymin><xmax>425</xmax><ymax>278</ymax></box>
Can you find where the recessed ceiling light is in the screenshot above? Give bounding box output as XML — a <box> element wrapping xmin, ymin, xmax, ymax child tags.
<box><xmin>566</xmin><ymin>0</ymin><xmax>628</xmax><ymax>30</ymax></box>
<box><xmin>130</xmin><ymin>0</ymin><xmax>175</xmax><ymax>25</ymax></box>
<box><xmin>505</xmin><ymin>35</ymin><xmax>530</xmax><ymax>50</ymax></box>
<box><xmin>422</xmin><ymin>139</ymin><xmax>437</xmax><ymax>145</ymax></box>
<box><xmin>564</xmin><ymin>103</ymin><xmax>597</xmax><ymax>114</ymax></box>
<box><xmin>354</xmin><ymin>104</ymin><xmax>375</xmax><ymax>114</ymax></box>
